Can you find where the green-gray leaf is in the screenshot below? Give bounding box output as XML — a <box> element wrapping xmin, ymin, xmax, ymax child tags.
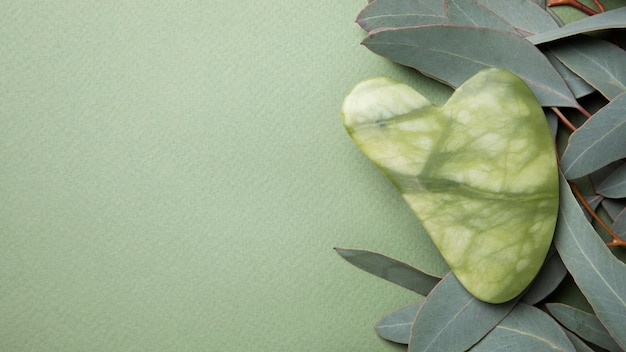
<box><xmin>613</xmin><ymin>212</ymin><xmax>626</xmax><ymax>239</ymax></box>
<box><xmin>356</xmin><ymin>0</ymin><xmax>446</xmax><ymax>32</ymax></box>
<box><xmin>409</xmin><ymin>273</ymin><xmax>516</xmax><ymax>352</ymax></box>
<box><xmin>545</xmin><ymin>50</ymin><xmax>595</xmax><ymax>99</ymax></box>
<box><xmin>471</xmin><ymin>303</ymin><xmax>576</xmax><ymax>352</ymax></box>
<box><xmin>473</xmin><ymin>0</ymin><xmax>559</xmax><ymax>35</ymax></box>
<box><xmin>546</xmin><ymin>303</ymin><xmax>623</xmax><ymax>352</ymax></box>
<box><xmin>528</xmin><ymin>7</ymin><xmax>626</xmax><ymax>45</ymax></box>
<box><xmin>561</xmin><ymin>93</ymin><xmax>626</xmax><ymax>179</ymax></box>
<box><xmin>546</xmin><ymin>109</ymin><xmax>559</xmax><ymax>137</ymax></box>
<box><xmin>563</xmin><ymin>330</ymin><xmax>596</xmax><ymax>352</ymax></box>
<box><xmin>554</xmin><ymin>176</ymin><xmax>626</xmax><ymax>350</ymax></box>
<box><xmin>597</xmin><ymin>163</ymin><xmax>626</xmax><ymax>199</ymax></box>
<box><xmin>533</xmin><ymin>0</ymin><xmax>547</xmax><ymax>9</ymax></box>
<box><xmin>602</xmin><ymin>199</ymin><xmax>626</xmax><ymax>221</ymax></box>
<box><xmin>375</xmin><ymin>302</ymin><xmax>422</xmax><ymax>344</ymax></box>
<box><xmin>446</xmin><ymin>0</ymin><xmax>517</xmax><ymax>33</ymax></box>
<box><xmin>550</xmin><ymin>37</ymin><xmax>626</xmax><ymax>100</ymax></box>
<box><xmin>522</xmin><ymin>252</ymin><xmax>567</xmax><ymax>305</ymax></box>
<box><xmin>362</xmin><ymin>25</ymin><xmax>578</xmax><ymax>107</ymax></box>
<box><xmin>334</xmin><ymin>247</ymin><xmax>441</xmax><ymax>296</ymax></box>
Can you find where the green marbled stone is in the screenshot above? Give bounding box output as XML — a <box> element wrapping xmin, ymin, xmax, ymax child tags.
<box><xmin>342</xmin><ymin>68</ymin><xmax>559</xmax><ymax>303</ymax></box>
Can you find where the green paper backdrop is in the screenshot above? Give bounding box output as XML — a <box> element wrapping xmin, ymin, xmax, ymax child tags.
<box><xmin>2</xmin><ymin>1</ymin><xmax>614</xmax><ymax>351</ymax></box>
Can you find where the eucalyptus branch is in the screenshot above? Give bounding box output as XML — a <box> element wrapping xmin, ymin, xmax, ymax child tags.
<box><xmin>343</xmin><ymin>0</ymin><xmax>626</xmax><ymax>348</ymax></box>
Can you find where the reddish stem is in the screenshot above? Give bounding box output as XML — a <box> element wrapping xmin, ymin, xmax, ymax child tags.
<box><xmin>593</xmin><ymin>0</ymin><xmax>606</xmax><ymax>12</ymax></box>
<box><xmin>551</xmin><ymin>107</ymin><xmax>577</xmax><ymax>132</ymax></box>
<box><xmin>577</xmin><ymin>105</ymin><xmax>592</xmax><ymax>119</ymax></box>
<box><xmin>547</xmin><ymin>0</ymin><xmax>599</xmax><ymax>15</ymax></box>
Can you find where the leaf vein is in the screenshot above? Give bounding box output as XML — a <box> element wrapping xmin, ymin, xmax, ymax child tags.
<box><xmin>421</xmin><ymin>299</ymin><xmax>473</xmax><ymax>350</ymax></box>
<box><xmin>564</xmin><ymin>117</ymin><xmax>626</xmax><ymax>174</ymax></box>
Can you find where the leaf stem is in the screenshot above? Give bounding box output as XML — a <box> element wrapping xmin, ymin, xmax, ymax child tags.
<box><xmin>576</xmin><ymin>105</ymin><xmax>592</xmax><ymax>119</ymax></box>
<box><xmin>547</xmin><ymin>0</ymin><xmax>599</xmax><ymax>15</ymax></box>
<box><xmin>551</xmin><ymin>107</ymin><xmax>577</xmax><ymax>132</ymax></box>
<box><xmin>593</xmin><ymin>0</ymin><xmax>605</xmax><ymax>13</ymax></box>
<box><xmin>568</xmin><ymin>182</ymin><xmax>626</xmax><ymax>247</ymax></box>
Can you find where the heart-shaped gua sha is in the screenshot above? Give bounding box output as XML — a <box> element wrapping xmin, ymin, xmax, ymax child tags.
<box><xmin>342</xmin><ymin>68</ymin><xmax>559</xmax><ymax>303</ymax></box>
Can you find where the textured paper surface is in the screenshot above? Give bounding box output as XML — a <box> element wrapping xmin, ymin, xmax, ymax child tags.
<box><xmin>0</xmin><ymin>2</ymin><xmax>451</xmax><ymax>351</ymax></box>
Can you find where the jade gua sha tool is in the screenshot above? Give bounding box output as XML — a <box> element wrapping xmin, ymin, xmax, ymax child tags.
<box><xmin>342</xmin><ymin>68</ymin><xmax>559</xmax><ymax>304</ymax></box>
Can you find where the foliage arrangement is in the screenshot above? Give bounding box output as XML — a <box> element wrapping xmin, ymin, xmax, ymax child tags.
<box><xmin>335</xmin><ymin>1</ymin><xmax>626</xmax><ymax>351</ymax></box>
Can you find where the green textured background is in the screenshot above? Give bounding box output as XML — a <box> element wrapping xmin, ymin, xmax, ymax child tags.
<box><xmin>1</xmin><ymin>1</ymin><xmax>612</xmax><ymax>350</ymax></box>
<box><xmin>1</xmin><ymin>2</ymin><xmax>451</xmax><ymax>351</ymax></box>
<box><xmin>4</xmin><ymin>1</ymin><xmax>612</xmax><ymax>351</ymax></box>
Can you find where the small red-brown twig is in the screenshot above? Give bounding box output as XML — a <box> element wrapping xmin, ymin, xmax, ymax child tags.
<box><xmin>593</xmin><ymin>0</ymin><xmax>605</xmax><ymax>12</ymax></box>
<box><xmin>551</xmin><ymin>107</ymin><xmax>577</xmax><ymax>132</ymax></box>
<box><xmin>547</xmin><ymin>0</ymin><xmax>599</xmax><ymax>15</ymax></box>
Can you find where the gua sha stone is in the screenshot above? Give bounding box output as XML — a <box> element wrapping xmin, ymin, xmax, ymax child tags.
<box><xmin>342</xmin><ymin>68</ymin><xmax>559</xmax><ymax>304</ymax></box>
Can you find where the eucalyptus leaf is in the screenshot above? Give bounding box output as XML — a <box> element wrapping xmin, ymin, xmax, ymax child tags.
<box><xmin>546</xmin><ymin>108</ymin><xmax>559</xmax><ymax>138</ymax></box>
<box><xmin>528</xmin><ymin>7</ymin><xmax>626</xmax><ymax>45</ymax></box>
<box><xmin>356</xmin><ymin>0</ymin><xmax>446</xmax><ymax>32</ymax></box>
<box><xmin>561</xmin><ymin>93</ymin><xmax>626</xmax><ymax>179</ymax></box>
<box><xmin>473</xmin><ymin>0</ymin><xmax>559</xmax><ymax>35</ymax></box>
<box><xmin>532</xmin><ymin>0</ymin><xmax>546</xmax><ymax>9</ymax></box>
<box><xmin>409</xmin><ymin>272</ymin><xmax>516</xmax><ymax>352</ymax></box>
<box><xmin>334</xmin><ymin>247</ymin><xmax>441</xmax><ymax>296</ymax></box>
<box><xmin>564</xmin><ymin>330</ymin><xmax>597</xmax><ymax>352</ymax></box>
<box><xmin>597</xmin><ymin>163</ymin><xmax>626</xmax><ymax>198</ymax></box>
<box><xmin>545</xmin><ymin>50</ymin><xmax>595</xmax><ymax>99</ymax></box>
<box><xmin>554</xmin><ymin>175</ymin><xmax>626</xmax><ymax>350</ymax></box>
<box><xmin>521</xmin><ymin>252</ymin><xmax>567</xmax><ymax>305</ymax></box>
<box><xmin>550</xmin><ymin>36</ymin><xmax>626</xmax><ymax>100</ymax></box>
<box><xmin>375</xmin><ymin>302</ymin><xmax>422</xmax><ymax>345</ymax></box>
<box><xmin>446</xmin><ymin>0</ymin><xmax>517</xmax><ymax>33</ymax></box>
<box><xmin>589</xmin><ymin>162</ymin><xmax>621</xmax><ymax>193</ymax></box>
<box><xmin>601</xmin><ymin>198</ymin><xmax>626</xmax><ymax>221</ymax></box>
<box><xmin>362</xmin><ymin>25</ymin><xmax>579</xmax><ymax>107</ymax></box>
<box><xmin>546</xmin><ymin>303</ymin><xmax>623</xmax><ymax>352</ymax></box>
<box><xmin>613</xmin><ymin>211</ymin><xmax>626</xmax><ymax>239</ymax></box>
<box><xmin>471</xmin><ymin>303</ymin><xmax>576</xmax><ymax>352</ymax></box>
